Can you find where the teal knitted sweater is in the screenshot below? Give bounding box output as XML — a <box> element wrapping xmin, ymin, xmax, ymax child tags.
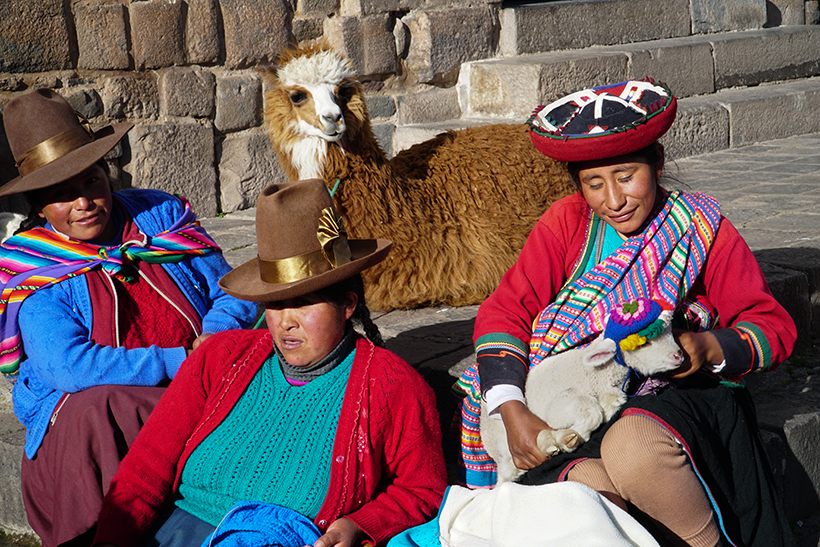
<box><xmin>176</xmin><ymin>350</ymin><xmax>354</xmax><ymax>525</ymax></box>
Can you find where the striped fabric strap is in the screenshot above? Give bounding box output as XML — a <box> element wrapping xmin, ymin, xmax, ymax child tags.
<box><xmin>529</xmin><ymin>191</ymin><xmax>721</xmax><ymax>365</ymax></box>
<box><xmin>0</xmin><ymin>199</ymin><xmax>219</xmax><ymax>380</ymax></box>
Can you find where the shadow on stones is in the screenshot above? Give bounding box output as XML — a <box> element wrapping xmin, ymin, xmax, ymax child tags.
<box><xmin>384</xmin><ymin>318</ymin><xmax>476</xmax><ymax>482</ymax></box>
<box><xmin>754</xmin><ymin>247</ymin><xmax>820</xmax><ymax>351</ymax></box>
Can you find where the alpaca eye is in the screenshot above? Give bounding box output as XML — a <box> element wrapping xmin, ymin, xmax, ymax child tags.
<box><xmin>289</xmin><ymin>92</ymin><xmax>307</xmax><ymax>104</ymax></box>
<box><xmin>336</xmin><ymin>85</ymin><xmax>354</xmax><ymax>103</ymax></box>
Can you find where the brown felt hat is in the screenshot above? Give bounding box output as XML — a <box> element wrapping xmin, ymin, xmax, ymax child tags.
<box><xmin>219</xmin><ymin>179</ymin><xmax>392</xmax><ymax>302</ymax></box>
<box><xmin>0</xmin><ymin>88</ymin><xmax>133</xmax><ymax>198</ymax></box>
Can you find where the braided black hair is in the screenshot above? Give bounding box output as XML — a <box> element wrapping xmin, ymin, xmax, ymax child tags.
<box><xmin>315</xmin><ymin>273</ymin><xmax>385</xmax><ymax>348</ymax></box>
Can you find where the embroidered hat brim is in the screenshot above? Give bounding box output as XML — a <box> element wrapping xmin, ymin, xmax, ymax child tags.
<box><xmin>218</xmin><ymin>179</ymin><xmax>392</xmax><ymax>302</ymax></box>
<box><xmin>527</xmin><ymin>80</ymin><xmax>677</xmax><ymax>163</ymax></box>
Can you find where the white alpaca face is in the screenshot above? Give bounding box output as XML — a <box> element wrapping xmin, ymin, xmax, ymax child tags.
<box><xmin>278</xmin><ymin>50</ymin><xmax>356</xmax><ymax>144</ymax></box>
<box><xmin>291</xmin><ymin>83</ymin><xmax>345</xmax><ymax>141</ymax></box>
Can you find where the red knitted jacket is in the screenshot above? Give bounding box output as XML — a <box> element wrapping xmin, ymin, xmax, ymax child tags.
<box><xmin>93</xmin><ymin>330</ymin><xmax>447</xmax><ymax>547</ymax></box>
<box><xmin>475</xmin><ymin>192</ymin><xmax>796</xmax><ymax>380</ymax></box>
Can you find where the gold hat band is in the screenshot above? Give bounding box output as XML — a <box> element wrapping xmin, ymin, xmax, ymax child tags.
<box><xmin>258</xmin><ymin>249</ymin><xmax>334</xmax><ymax>284</ymax></box>
<box><xmin>16</xmin><ymin>123</ymin><xmax>95</xmax><ymax>177</ymax></box>
<box><xmin>257</xmin><ymin>206</ymin><xmax>353</xmax><ymax>285</ymax></box>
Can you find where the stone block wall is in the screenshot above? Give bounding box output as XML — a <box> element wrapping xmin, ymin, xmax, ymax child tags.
<box><xmin>0</xmin><ymin>0</ymin><xmax>814</xmax><ymax>217</ymax></box>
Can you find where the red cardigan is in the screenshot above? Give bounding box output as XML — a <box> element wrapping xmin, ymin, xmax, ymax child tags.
<box><xmin>93</xmin><ymin>330</ymin><xmax>447</xmax><ymax>547</ymax></box>
<box><xmin>475</xmin><ymin>192</ymin><xmax>796</xmax><ymax>381</ymax></box>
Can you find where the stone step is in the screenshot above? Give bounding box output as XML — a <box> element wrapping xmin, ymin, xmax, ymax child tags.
<box><xmin>385</xmin><ymin>76</ymin><xmax>820</xmax><ymax>159</ymax></box>
<box><xmin>458</xmin><ymin>25</ymin><xmax>820</xmax><ymax>121</ymax></box>
<box><xmin>498</xmin><ymin>0</ymin><xmax>819</xmax><ymax>56</ymax></box>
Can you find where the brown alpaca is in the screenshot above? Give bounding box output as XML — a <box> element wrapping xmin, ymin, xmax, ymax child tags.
<box><xmin>261</xmin><ymin>42</ymin><xmax>575</xmax><ymax>310</ymax></box>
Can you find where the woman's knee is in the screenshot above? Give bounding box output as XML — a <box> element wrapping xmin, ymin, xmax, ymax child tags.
<box><xmin>51</xmin><ymin>385</ymin><xmax>164</xmax><ymax>449</ymax></box>
<box><xmin>600</xmin><ymin>414</ymin><xmax>685</xmax><ymax>488</ymax></box>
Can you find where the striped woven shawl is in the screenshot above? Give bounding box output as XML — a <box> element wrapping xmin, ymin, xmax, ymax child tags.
<box><xmin>529</xmin><ymin>190</ymin><xmax>721</xmax><ymax>365</ymax></box>
<box><xmin>0</xmin><ymin>200</ymin><xmax>220</xmax><ymax>379</ymax></box>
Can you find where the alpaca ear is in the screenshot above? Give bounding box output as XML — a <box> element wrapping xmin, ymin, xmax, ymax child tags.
<box><xmin>659</xmin><ymin>309</ymin><xmax>673</xmax><ymax>326</ymax></box>
<box><xmin>582</xmin><ymin>337</ymin><xmax>617</xmax><ymax>367</ymax></box>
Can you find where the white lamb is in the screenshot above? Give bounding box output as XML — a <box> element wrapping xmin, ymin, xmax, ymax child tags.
<box><xmin>480</xmin><ymin>309</ymin><xmax>684</xmax><ymax>484</ymax></box>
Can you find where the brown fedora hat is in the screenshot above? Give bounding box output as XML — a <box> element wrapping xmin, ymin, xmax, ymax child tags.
<box><xmin>219</xmin><ymin>179</ymin><xmax>392</xmax><ymax>302</ymax></box>
<box><xmin>0</xmin><ymin>88</ymin><xmax>133</xmax><ymax>198</ymax></box>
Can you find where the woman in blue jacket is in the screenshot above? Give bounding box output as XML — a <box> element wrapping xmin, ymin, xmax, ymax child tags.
<box><xmin>0</xmin><ymin>89</ymin><xmax>257</xmax><ymax>547</ymax></box>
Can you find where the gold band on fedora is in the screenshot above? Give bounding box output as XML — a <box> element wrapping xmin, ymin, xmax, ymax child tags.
<box><xmin>259</xmin><ymin>249</ymin><xmax>334</xmax><ymax>283</ymax></box>
<box><xmin>16</xmin><ymin>120</ymin><xmax>94</xmax><ymax>177</ymax></box>
<box><xmin>258</xmin><ymin>206</ymin><xmax>353</xmax><ymax>284</ymax></box>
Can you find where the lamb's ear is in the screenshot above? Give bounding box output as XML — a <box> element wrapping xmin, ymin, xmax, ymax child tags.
<box><xmin>659</xmin><ymin>309</ymin><xmax>673</xmax><ymax>326</ymax></box>
<box><xmin>582</xmin><ymin>337</ymin><xmax>617</xmax><ymax>367</ymax></box>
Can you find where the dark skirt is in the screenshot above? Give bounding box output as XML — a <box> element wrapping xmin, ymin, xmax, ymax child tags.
<box><xmin>21</xmin><ymin>385</ymin><xmax>165</xmax><ymax>547</ymax></box>
<box><xmin>518</xmin><ymin>375</ymin><xmax>795</xmax><ymax>547</ymax></box>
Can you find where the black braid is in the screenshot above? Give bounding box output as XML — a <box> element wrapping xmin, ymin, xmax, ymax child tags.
<box><xmin>353</xmin><ymin>297</ymin><xmax>384</xmax><ymax>348</ymax></box>
<box><xmin>316</xmin><ymin>273</ymin><xmax>384</xmax><ymax>347</ymax></box>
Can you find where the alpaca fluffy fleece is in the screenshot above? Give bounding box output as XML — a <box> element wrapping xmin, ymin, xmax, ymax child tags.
<box><xmin>480</xmin><ymin>311</ymin><xmax>684</xmax><ymax>484</ymax></box>
<box><xmin>261</xmin><ymin>42</ymin><xmax>576</xmax><ymax>310</ymax></box>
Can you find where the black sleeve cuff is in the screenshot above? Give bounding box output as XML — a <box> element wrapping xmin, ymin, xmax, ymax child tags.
<box><xmin>477</xmin><ymin>351</ymin><xmax>528</xmax><ymax>396</ymax></box>
<box><xmin>711</xmin><ymin>328</ymin><xmax>755</xmax><ymax>377</ymax></box>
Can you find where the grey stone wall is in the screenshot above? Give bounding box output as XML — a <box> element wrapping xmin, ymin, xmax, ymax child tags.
<box><xmin>0</xmin><ymin>0</ymin><xmax>813</xmax><ymax>217</ymax></box>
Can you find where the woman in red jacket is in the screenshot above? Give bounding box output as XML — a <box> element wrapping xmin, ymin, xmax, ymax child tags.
<box><xmin>93</xmin><ymin>179</ymin><xmax>447</xmax><ymax>547</ymax></box>
<box><xmin>457</xmin><ymin>80</ymin><xmax>796</xmax><ymax>547</ymax></box>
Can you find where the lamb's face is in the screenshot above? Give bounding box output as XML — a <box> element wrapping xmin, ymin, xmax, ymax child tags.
<box><xmin>277</xmin><ymin>50</ymin><xmax>358</xmax><ymax>143</ymax></box>
<box><xmin>622</xmin><ymin>311</ymin><xmax>683</xmax><ymax>376</ymax></box>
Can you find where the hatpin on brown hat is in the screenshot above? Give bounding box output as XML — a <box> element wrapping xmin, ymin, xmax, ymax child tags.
<box><xmin>219</xmin><ymin>179</ymin><xmax>392</xmax><ymax>302</ymax></box>
<box><xmin>0</xmin><ymin>88</ymin><xmax>133</xmax><ymax>198</ymax></box>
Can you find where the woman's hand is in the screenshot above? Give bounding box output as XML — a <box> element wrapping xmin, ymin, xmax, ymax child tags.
<box><xmin>671</xmin><ymin>330</ymin><xmax>723</xmax><ymax>378</ymax></box>
<box><xmin>498</xmin><ymin>400</ymin><xmax>553</xmax><ymax>470</ymax></box>
<box><xmin>186</xmin><ymin>333</ymin><xmax>214</xmax><ymax>356</ymax></box>
<box><xmin>311</xmin><ymin>517</ymin><xmax>362</xmax><ymax>547</ymax></box>
<box><xmin>192</xmin><ymin>332</ymin><xmax>212</xmax><ymax>351</ymax></box>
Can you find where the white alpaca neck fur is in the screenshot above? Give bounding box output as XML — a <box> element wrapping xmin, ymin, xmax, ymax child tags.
<box><xmin>285</xmin><ymin>134</ymin><xmax>328</xmax><ymax>180</ymax></box>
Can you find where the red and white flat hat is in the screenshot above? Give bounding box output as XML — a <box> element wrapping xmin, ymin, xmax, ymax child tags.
<box><xmin>527</xmin><ymin>79</ymin><xmax>677</xmax><ymax>163</ymax></box>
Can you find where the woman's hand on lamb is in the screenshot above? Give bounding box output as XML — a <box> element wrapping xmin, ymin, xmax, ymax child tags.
<box><xmin>499</xmin><ymin>400</ymin><xmax>553</xmax><ymax>469</ymax></box>
<box><xmin>670</xmin><ymin>330</ymin><xmax>723</xmax><ymax>378</ymax></box>
<box><xmin>311</xmin><ymin>517</ymin><xmax>362</xmax><ymax>547</ymax></box>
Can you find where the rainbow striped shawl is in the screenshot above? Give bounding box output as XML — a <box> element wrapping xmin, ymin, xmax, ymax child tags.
<box><xmin>456</xmin><ymin>190</ymin><xmax>721</xmax><ymax>488</ymax></box>
<box><xmin>529</xmin><ymin>190</ymin><xmax>721</xmax><ymax>365</ymax></box>
<box><xmin>0</xmin><ymin>200</ymin><xmax>220</xmax><ymax>380</ymax></box>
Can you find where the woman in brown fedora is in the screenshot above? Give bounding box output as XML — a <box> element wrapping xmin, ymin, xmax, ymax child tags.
<box><xmin>0</xmin><ymin>89</ymin><xmax>258</xmax><ymax>547</ymax></box>
<box><xmin>90</xmin><ymin>179</ymin><xmax>447</xmax><ymax>547</ymax></box>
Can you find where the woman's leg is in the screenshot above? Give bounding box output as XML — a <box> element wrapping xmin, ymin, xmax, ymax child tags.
<box><xmin>596</xmin><ymin>414</ymin><xmax>722</xmax><ymax>547</ymax></box>
<box><xmin>21</xmin><ymin>385</ymin><xmax>165</xmax><ymax>547</ymax></box>
<box><xmin>567</xmin><ymin>458</ymin><xmax>627</xmax><ymax>511</ymax></box>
